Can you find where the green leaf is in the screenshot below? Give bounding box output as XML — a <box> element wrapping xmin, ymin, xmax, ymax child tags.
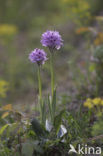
<box><xmin>47</xmin><ymin>95</ymin><xmax>52</xmax><ymax>121</ymax></box>
<box><xmin>92</xmin><ymin>120</ymin><xmax>103</xmax><ymax>136</ymax></box>
<box><xmin>0</xmin><ymin>124</ymin><xmax>9</xmax><ymax>135</ymax></box>
<box><xmin>54</xmin><ymin>110</ymin><xmax>65</xmax><ymax>133</ymax></box>
<box><xmin>42</xmin><ymin>100</ymin><xmax>46</xmax><ymax>125</ymax></box>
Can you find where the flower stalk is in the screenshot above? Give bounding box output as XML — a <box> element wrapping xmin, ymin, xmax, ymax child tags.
<box><xmin>38</xmin><ymin>66</ymin><xmax>42</xmax><ymax>102</ymax></box>
<box><xmin>50</xmin><ymin>53</ymin><xmax>55</xmax><ymax>97</ymax></box>
<box><xmin>49</xmin><ymin>50</ymin><xmax>56</xmax><ymax>124</ymax></box>
<box><xmin>38</xmin><ymin>66</ymin><xmax>43</xmax><ymax>123</ymax></box>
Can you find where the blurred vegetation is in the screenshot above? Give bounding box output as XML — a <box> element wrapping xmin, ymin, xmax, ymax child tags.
<box><xmin>0</xmin><ymin>0</ymin><xmax>103</xmax><ymax>101</ymax></box>
<box><xmin>0</xmin><ymin>0</ymin><xmax>103</xmax><ymax>155</ymax></box>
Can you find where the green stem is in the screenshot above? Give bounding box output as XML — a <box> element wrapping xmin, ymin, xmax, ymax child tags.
<box><xmin>50</xmin><ymin>53</ymin><xmax>55</xmax><ymax>97</ymax></box>
<box><xmin>38</xmin><ymin>66</ymin><xmax>42</xmax><ymax>101</ymax></box>
<box><xmin>38</xmin><ymin>66</ymin><xmax>43</xmax><ymax>122</ymax></box>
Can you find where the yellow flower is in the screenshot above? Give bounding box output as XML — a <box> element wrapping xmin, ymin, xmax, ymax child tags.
<box><xmin>92</xmin><ymin>98</ymin><xmax>101</xmax><ymax>106</ymax></box>
<box><xmin>84</xmin><ymin>98</ymin><xmax>93</xmax><ymax>109</ymax></box>
<box><xmin>2</xmin><ymin>104</ymin><xmax>12</xmax><ymax>111</ymax></box>
<box><xmin>0</xmin><ymin>80</ymin><xmax>9</xmax><ymax>98</ymax></box>
<box><xmin>0</xmin><ymin>24</ymin><xmax>18</xmax><ymax>36</ymax></box>
<box><xmin>84</xmin><ymin>97</ymin><xmax>103</xmax><ymax>109</ymax></box>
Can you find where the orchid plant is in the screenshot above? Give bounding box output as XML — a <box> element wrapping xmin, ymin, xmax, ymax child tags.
<box><xmin>29</xmin><ymin>48</ymin><xmax>47</xmax><ymax>124</ymax></box>
<box><xmin>29</xmin><ymin>30</ymin><xmax>63</xmax><ymax>126</ymax></box>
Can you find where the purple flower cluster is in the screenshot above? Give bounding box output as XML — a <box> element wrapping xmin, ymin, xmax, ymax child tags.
<box><xmin>41</xmin><ymin>30</ymin><xmax>63</xmax><ymax>50</ymax></box>
<box><xmin>29</xmin><ymin>48</ymin><xmax>47</xmax><ymax>65</ymax></box>
<box><xmin>29</xmin><ymin>30</ymin><xmax>63</xmax><ymax>65</ymax></box>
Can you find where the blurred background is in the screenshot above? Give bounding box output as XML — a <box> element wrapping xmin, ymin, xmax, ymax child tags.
<box><xmin>0</xmin><ymin>0</ymin><xmax>103</xmax><ymax>112</ymax></box>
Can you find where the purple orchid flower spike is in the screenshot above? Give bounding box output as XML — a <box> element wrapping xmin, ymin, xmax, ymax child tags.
<box><xmin>41</xmin><ymin>30</ymin><xmax>63</xmax><ymax>51</ymax></box>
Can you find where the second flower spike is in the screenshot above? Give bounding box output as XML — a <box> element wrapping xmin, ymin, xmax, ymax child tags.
<box><xmin>29</xmin><ymin>48</ymin><xmax>47</xmax><ymax>65</ymax></box>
